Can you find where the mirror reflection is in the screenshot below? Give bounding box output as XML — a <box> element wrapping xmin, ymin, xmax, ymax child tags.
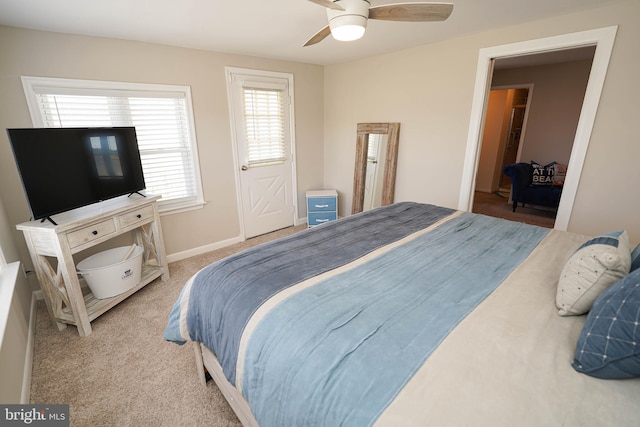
<box><xmin>362</xmin><ymin>133</ymin><xmax>388</xmax><ymax>211</ymax></box>
<box><xmin>352</xmin><ymin>123</ymin><xmax>400</xmax><ymax>214</ymax></box>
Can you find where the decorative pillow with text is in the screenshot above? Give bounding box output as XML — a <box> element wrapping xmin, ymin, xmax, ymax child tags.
<box><xmin>530</xmin><ymin>161</ymin><xmax>555</xmax><ymax>186</ymax></box>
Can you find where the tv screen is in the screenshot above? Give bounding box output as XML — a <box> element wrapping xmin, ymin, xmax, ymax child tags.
<box><xmin>7</xmin><ymin>127</ymin><xmax>146</xmax><ymax>221</ymax></box>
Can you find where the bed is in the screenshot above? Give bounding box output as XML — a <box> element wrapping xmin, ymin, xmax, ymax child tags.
<box><xmin>164</xmin><ymin>202</ymin><xmax>640</xmax><ymax>427</ymax></box>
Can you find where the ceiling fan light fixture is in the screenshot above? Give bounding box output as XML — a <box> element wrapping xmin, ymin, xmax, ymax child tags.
<box><xmin>329</xmin><ymin>15</ymin><xmax>367</xmax><ymax>41</ymax></box>
<box><xmin>305</xmin><ymin>0</ymin><xmax>453</xmax><ymax>47</ymax></box>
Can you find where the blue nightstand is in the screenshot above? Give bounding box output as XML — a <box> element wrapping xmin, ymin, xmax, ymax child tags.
<box><xmin>306</xmin><ymin>190</ymin><xmax>338</xmax><ymax>227</ymax></box>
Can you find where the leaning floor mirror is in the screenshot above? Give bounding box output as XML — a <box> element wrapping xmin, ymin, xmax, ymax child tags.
<box><xmin>352</xmin><ymin>122</ymin><xmax>400</xmax><ymax>214</ymax></box>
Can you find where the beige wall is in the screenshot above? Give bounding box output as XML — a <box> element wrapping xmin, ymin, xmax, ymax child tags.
<box><xmin>1</xmin><ymin>0</ymin><xmax>639</xmax><ymax>267</ymax></box>
<box><xmin>476</xmin><ymin>89</ymin><xmax>511</xmax><ymax>193</ymax></box>
<box><xmin>324</xmin><ymin>0</ymin><xmax>640</xmax><ymax>243</ymax></box>
<box><xmin>0</xmin><ymin>26</ymin><xmax>325</xmax><ymax>266</ymax></box>
<box><xmin>492</xmin><ymin>59</ymin><xmax>592</xmax><ymax>166</ymax></box>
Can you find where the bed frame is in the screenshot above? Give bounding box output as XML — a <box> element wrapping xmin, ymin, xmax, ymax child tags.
<box><xmin>194</xmin><ymin>342</ymin><xmax>258</xmax><ymax>427</ymax></box>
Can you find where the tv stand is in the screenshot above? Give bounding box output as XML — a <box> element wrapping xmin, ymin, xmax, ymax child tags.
<box><xmin>17</xmin><ymin>195</ymin><xmax>169</xmax><ymax>336</ymax></box>
<box><xmin>128</xmin><ymin>191</ymin><xmax>146</xmax><ymax>198</ymax></box>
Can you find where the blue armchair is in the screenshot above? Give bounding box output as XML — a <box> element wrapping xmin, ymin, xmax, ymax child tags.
<box><xmin>502</xmin><ymin>162</ymin><xmax>562</xmax><ymax>212</ymax></box>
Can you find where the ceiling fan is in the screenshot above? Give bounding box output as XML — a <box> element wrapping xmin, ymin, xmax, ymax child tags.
<box><xmin>304</xmin><ymin>0</ymin><xmax>454</xmax><ymax>46</ymax></box>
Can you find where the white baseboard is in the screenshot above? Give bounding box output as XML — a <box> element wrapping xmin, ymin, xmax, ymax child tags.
<box><xmin>166</xmin><ymin>220</ymin><xmax>308</xmax><ymax>263</ymax></box>
<box><xmin>475</xmin><ymin>187</ymin><xmax>494</xmax><ymax>194</ymax></box>
<box><xmin>166</xmin><ymin>236</ymin><xmax>243</xmax><ymax>263</ymax></box>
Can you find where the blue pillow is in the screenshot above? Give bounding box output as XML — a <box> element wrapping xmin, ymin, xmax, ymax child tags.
<box><xmin>572</xmin><ymin>268</ymin><xmax>640</xmax><ymax>379</ymax></box>
<box><xmin>631</xmin><ymin>243</ymin><xmax>640</xmax><ymax>272</ymax></box>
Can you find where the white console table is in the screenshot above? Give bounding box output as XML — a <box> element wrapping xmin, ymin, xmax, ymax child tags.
<box><xmin>17</xmin><ymin>194</ymin><xmax>169</xmax><ymax>336</ymax></box>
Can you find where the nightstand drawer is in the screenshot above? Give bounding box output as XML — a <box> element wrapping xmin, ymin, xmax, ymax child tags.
<box><xmin>308</xmin><ymin>211</ymin><xmax>337</xmax><ymax>226</ymax></box>
<box><xmin>307</xmin><ymin>197</ymin><xmax>337</xmax><ymax>212</ymax></box>
<box><xmin>118</xmin><ymin>205</ymin><xmax>154</xmax><ymax>228</ymax></box>
<box><xmin>66</xmin><ymin>219</ymin><xmax>117</xmax><ymax>248</ymax></box>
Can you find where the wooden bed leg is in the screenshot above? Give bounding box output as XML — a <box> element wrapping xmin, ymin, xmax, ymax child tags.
<box><xmin>193</xmin><ymin>342</ymin><xmax>207</xmax><ymax>386</ymax></box>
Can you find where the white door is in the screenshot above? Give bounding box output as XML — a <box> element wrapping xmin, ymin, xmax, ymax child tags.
<box><xmin>227</xmin><ymin>68</ymin><xmax>296</xmax><ymax>238</ymax></box>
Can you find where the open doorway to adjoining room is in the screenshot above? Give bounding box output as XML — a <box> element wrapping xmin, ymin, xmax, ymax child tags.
<box><xmin>475</xmin><ymin>85</ymin><xmax>532</xmax><ymax>198</ymax></box>
<box><xmin>472</xmin><ymin>48</ymin><xmax>594</xmax><ymax>228</ymax></box>
<box><xmin>460</xmin><ymin>27</ymin><xmax>617</xmax><ymax>230</ymax></box>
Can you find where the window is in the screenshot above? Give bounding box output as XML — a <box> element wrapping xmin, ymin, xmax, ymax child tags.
<box><xmin>21</xmin><ymin>76</ymin><xmax>204</xmax><ymax>213</ymax></box>
<box><xmin>367</xmin><ymin>133</ymin><xmax>382</xmax><ymax>162</ymax></box>
<box><xmin>243</xmin><ymin>87</ymin><xmax>286</xmax><ymax>166</ymax></box>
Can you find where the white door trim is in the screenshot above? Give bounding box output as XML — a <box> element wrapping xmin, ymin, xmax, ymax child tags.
<box><xmin>458</xmin><ymin>26</ymin><xmax>618</xmax><ymax>230</ymax></box>
<box><xmin>225</xmin><ymin>66</ymin><xmax>299</xmax><ymax>240</ymax></box>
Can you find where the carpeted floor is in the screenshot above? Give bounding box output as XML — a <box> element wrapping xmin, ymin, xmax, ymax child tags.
<box><xmin>472</xmin><ymin>190</ymin><xmax>556</xmax><ymax>228</ymax></box>
<box><xmin>29</xmin><ymin>224</ymin><xmax>306</xmax><ymax>427</ymax></box>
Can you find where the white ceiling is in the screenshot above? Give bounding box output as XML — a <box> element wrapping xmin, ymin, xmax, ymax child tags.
<box><xmin>0</xmin><ymin>0</ymin><xmax>621</xmax><ymax>66</ymax></box>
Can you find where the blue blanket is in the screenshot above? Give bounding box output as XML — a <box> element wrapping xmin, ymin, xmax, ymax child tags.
<box><xmin>164</xmin><ymin>203</ymin><xmax>549</xmax><ymax>426</ymax></box>
<box><xmin>165</xmin><ymin>202</ymin><xmax>454</xmax><ymax>384</ymax></box>
<box><xmin>241</xmin><ymin>212</ymin><xmax>548</xmax><ymax>426</ymax></box>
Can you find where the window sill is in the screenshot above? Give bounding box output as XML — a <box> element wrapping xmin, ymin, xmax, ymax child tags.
<box><xmin>158</xmin><ymin>200</ymin><xmax>206</xmax><ymax>216</ymax></box>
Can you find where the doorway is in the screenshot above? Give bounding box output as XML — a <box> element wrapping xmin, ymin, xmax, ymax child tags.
<box><xmin>497</xmin><ymin>88</ymin><xmax>529</xmax><ymax>189</ymax></box>
<box><xmin>458</xmin><ymin>26</ymin><xmax>618</xmax><ymax>231</ymax></box>
<box><xmin>474</xmin><ymin>86</ymin><xmax>532</xmax><ymax>196</ymax></box>
<box><xmin>226</xmin><ymin>67</ymin><xmax>297</xmax><ymax>239</ymax></box>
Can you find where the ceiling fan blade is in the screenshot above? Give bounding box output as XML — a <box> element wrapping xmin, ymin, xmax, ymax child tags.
<box><xmin>304</xmin><ymin>25</ymin><xmax>332</xmax><ymax>47</ymax></box>
<box><xmin>307</xmin><ymin>0</ymin><xmax>345</xmax><ymax>11</ymax></box>
<box><xmin>369</xmin><ymin>2</ymin><xmax>453</xmax><ymax>22</ymax></box>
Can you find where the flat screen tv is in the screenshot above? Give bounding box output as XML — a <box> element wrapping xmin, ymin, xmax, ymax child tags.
<box><xmin>7</xmin><ymin>127</ymin><xmax>146</xmax><ymax>224</ymax></box>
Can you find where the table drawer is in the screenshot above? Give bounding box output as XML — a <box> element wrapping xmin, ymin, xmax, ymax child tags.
<box><xmin>118</xmin><ymin>205</ymin><xmax>155</xmax><ymax>228</ymax></box>
<box><xmin>307</xmin><ymin>197</ymin><xmax>337</xmax><ymax>212</ymax></box>
<box><xmin>66</xmin><ymin>219</ymin><xmax>116</xmax><ymax>248</ymax></box>
<box><xmin>308</xmin><ymin>211</ymin><xmax>337</xmax><ymax>226</ymax></box>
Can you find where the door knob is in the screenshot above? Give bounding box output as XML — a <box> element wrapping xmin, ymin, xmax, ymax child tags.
<box><xmin>241</xmin><ymin>165</ymin><xmax>248</xmax><ymax>171</ymax></box>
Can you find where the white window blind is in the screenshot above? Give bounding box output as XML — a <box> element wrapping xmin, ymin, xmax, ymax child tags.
<box><xmin>367</xmin><ymin>133</ymin><xmax>382</xmax><ymax>162</ymax></box>
<box><xmin>242</xmin><ymin>87</ymin><xmax>286</xmax><ymax>166</ymax></box>
<box><xmin>21</xmin><ymin>77</ymin><xmax>203</xmax><ymax>213</ymax></box>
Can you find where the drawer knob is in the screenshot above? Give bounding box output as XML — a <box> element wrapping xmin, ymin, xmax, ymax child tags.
<box><xmin>136</xmin><ymin>214</ymin><xmax>142</xmax><ymax>219</ymax></box>
<box><xmin>92</xmin><ymin>230</ymin><xmax>98</xmax><ymax>235</ymax></box>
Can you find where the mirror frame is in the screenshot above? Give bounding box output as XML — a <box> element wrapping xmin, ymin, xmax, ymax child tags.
<box><xmin>352</xmin><ymin>122</ymin><xmax>401</xmax><ymax>214</ymax></box>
